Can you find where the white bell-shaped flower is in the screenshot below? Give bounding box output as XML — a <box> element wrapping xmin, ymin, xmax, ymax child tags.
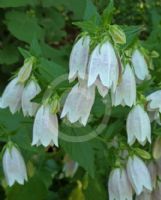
<box><xmin>112</xmin><ymin>64</ymin><xmax>136</xmax><ymax>107</ymax></box>
<box><xmin>22</xmin><ymin>80</ymin><xmax>41</xmax><ymax>117</ymax></box>
<box><xmin>88</xmin><ymin>41</ymin><xmax>119</xmax><ymax>91</ymax></box>
<box><xmin>69</xmin><ymin>36</ymin><xmax>90</xmax><ymax>81</ymax></box>
<box><xmin>135</xmin><ymin>190</ymin><xmax>152</xmax><ymax>200</ymax></box>
<box><xmin>108</xmin><ymin>168</ymin><xmax>132</xmax><ymax>200</ymax></box>
<box><xmin>132</xmin><ymin>49</ymin><xmax>149</xmax><ymax>81</ymax></box>
<box><xmin>32</xmin><ymin>105</ymin><xmax>58</xmax><ymax>147</ymax></box>
<box><xmin>0</xmin><ymin>77</ymin><xmax>24</xmax><ymax>114</ymax></box>
<box><xmin>146</xmin><ymin>90</ymin><xmax>161</xmax><ymax>112</ymax></box>
<box><xmin>127</xmin><ymin>155</ymin><xmax>152</xmax><ymax>195</ymax></box>
<box><xmin>18</xmin><ymin>57</ymin><xmax>34</xmax><ymax>83</ymax></box>
<box><xmin>2</xmin><ymin>145</ymin><xmax>28</xmax><ymax>186</ymax></box>
<box><xmin>95</xmin><ymin>79</ymin><xmax>109</xmax><ymax>97</ymax></box>
<box><xmin>126</xmin><ymin>104</ymin><xmax>151</xmax><ymax>145</ymax></box>
<box><xmin>61</xmin><ymin>82</ymin><xmax>95</xmax><ymax>126</ymax></box>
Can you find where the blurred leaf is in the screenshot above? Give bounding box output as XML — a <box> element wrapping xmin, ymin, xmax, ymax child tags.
<box><xmin>5</xmin><ymin>11</ymin><xmax>44</xmax><ymax>43</ymax></box>
<box><xmin>0</xmin><ymin>45</ymin><xmax>19</xmax><ymax>65</ymax></box>
<box><xmin>122</xmin><ymin>25</ymin><xmax>142</xmax><ymax>49</ymax></box>
<box><xmin>83</xmin><ymin>0</ymin><xmax>100</xmax><ymax>21</ymax></box>
<box><xmin>60</xmin><ymin>126</ymin><xmax>95</xmax><ymax>177</ymax></box>
<box><xmin>102</xmin><ymin>0</ymin><xmax>114</xmax><ymax>25</ymax></box>
<box><xmin>37</xmin><ymin>58</ymin><xmax>67</xmax><ymax>83</ymax></box>
<box><xmin>0</xmin><ymin>0</ymin><xmax>36</xmax><ymax>8</ymax></box>
<box><xmin>40</xmin><ymin>9</ymin><xmax>66</xmax><ymax>41</ymax></box>
<box><xmin>6</xmin><ymin>176</ymin><xmax>48</xmax><ymax>200</ymax></box>
<box><xmin>84</xmin><ymin>176</ymin><xmax>107</xmax><ymax>200</ymax></box>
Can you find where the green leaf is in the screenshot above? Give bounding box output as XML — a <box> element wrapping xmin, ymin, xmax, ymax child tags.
<box><xmin>83</xmin><ymin>0</ymin><xmax>100</xmax><ymax>21</ymax></box>
<box><xmin>30</xmin><ymin>38</ymin><xmax>42</xmax><ymax>57</ymax></box>
<box><xmin>0</xmin><ymin>45</ymin><xmax>19</xmax><ymax>65</ymax></box>
<box><xmin>40</xmin><ymin>9</ymin><xmax>66</xmax><ymax>42</ymax></box>
<box><xmin>60</xmin><ymin>126</ymin><xmax>95</xmax><ymax>177</ymax></box>
<box><xmin>102</xmin><ymin>0</ymin><xmax>114</xmax><ymax>25</ymax></box>
<box><xmin>6</xmin><ymin>176</ymin><xmax>48</xmax><ymax>200</ymax></box>
<box><xmin>73</xmin><ymin>20</ymin><xmax>98</xmax><ymax>33</ymax></box>
<box><xmin>84</xmin><ymin>176</ymin><xmax>107</xmax><ymax>200</ymax></box>
<box><xmin>5</xmin><ymin>11</ymin><xmax>44</xmax><ymax>43</ymax></box>
<box><xmin>0</xmin><ymin>0</ymin><xmax>36</xmax><ymax>8</ymax></box>
<box><xmin>37</xmin><ymin>58</ymin><xmax>67</xmax><ymax>83</ymax></box>
<box><xmin>18</xmin><ymin>47</ymin><xmax>31</xmax><ymax>59</ymax></box>
<box><xmin>122</xmin><ymin>25</ymin><xmax>142</xmax><ymax>50</ymax></box>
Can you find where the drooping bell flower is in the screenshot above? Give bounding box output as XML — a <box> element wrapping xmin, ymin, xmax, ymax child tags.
<box><xmin>22</xmin><ymin>79</ymin><xmax>41</xmax><ymax>117</ymax></box>
<box><xmin>132</xmin><ymin>49</ymin><xmax>149</xmax><ymax>81</ymax></box>
<box><xmin>127</xmin><ymin>155</ymin><xmax>152</xmax><ymax>195</ymax></box>
<box><xmin>112</xmin><ymin>64</ymin><xmax>136</xmax><ymax>107</ymax></box>
<box><xmin>2</xmin><ymin>145</ymin><xmax>28</xmax><ymax>186</ymax></box>
<box><xmin>0</xmin><ymin>77</ymin><xmax>24</xmax><ymax>114</ymax></box>
<box><xmin>69</xmin><ymin>36</ymin><xmax>90</xmax><ymax>82</ymax></box>
<box><xmin>126</xmin><ymin>104</ymin><xmax>151</xmax><ymax>145</ymax></box>
<box><xmin>108</xmin><ymin>168</ymin><xmax>133</xmax><ymax>200</ymax></box>
<box><xmin>147</xmin><ymin>90</ymin><xmax>161</xmax><ymax>113</ymax></box>
<box><xmin>32</xmin><ymin>104</ymin><xmax>58</xmax><ymax>147</ymax></box>
<box><xmin>88</xmin><ymin>41</ymin><xmax>119</xmax><ymax>92</ymax></box>
<box><xmin>61</xmin><ymin>81</ymin><xmax>95</xmax><ymax>126</ymax></box>
<box><xmin>18</xmin><ymin>56</ymin><xmax>35</xmax><ymax>83</ymax></box>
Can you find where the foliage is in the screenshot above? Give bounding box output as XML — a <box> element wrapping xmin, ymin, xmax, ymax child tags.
<box><xmin>0</xmin><ymin>0</ymin><xmax>161</xmax><ymax>199</ymax></box>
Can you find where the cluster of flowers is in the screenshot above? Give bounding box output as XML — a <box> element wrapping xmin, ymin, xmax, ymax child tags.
<box><xmin>108</xmin><ymin>142</ymin><xmax>161</xmax><ymax>200</ymax></box>
<box><xmin>64</xmin><ymin>33</ymin><xmax>161</xmax><ymax>199</ymax></box>
<box><xmin>0</xmin><ymin>56</ymin><xmax>59</xmax><ymax>185</ymax></box>
<box><xmin>0</xmin><ymin>23</ymin><xmax>160</xmax><ymax>200</ymax></box>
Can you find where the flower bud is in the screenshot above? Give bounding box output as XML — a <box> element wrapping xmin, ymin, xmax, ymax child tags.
<box><xmin>109</xmin><ymin>25</ymin><xmax>126</xmax><ymax>44</ymax></box>
<box><xmin>2</xmin><ymin>145</ymin><xmax>28</xmax><ymax>186</ymax></box>
<box><xmin>18</xmin><ymin>56</ymin><xmax>35</xmax><ymax>83</ymax></box>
